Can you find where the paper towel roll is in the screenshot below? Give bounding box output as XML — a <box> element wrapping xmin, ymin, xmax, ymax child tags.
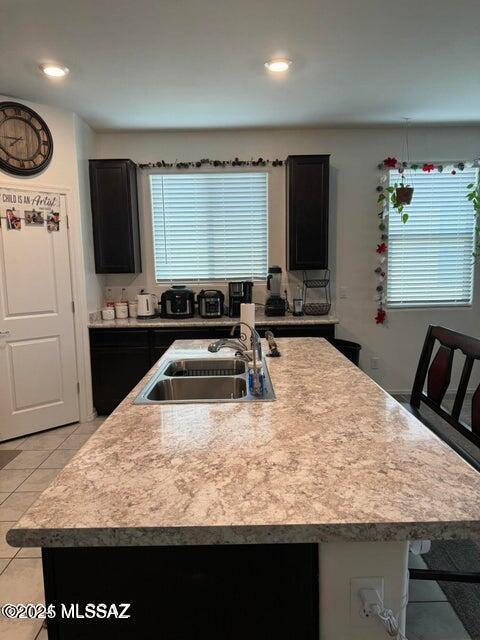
<box><xmin>240</xmin><ymin>303</ymin><xmax>255</xmax><ymax>349</ymax></box>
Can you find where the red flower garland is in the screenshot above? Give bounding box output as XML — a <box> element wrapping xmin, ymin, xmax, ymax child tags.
<box><xmin>376</xmin><ymin>242</ymin><xmax>387</xmax><ymax>254</ymax></box>
<box><xmin>422</xmin><ymin>163</ymin><xmax>435</xmax><ymax>173</ymax></box>
<box><xmin>375</xmin><ymin>309</ymin><xmax>386</xmax><ymax>324</ymax></box>
<box><xmin>383</xmin><ymin>157</ymin><xmax>398</xmax><ymax>168</ymax></box>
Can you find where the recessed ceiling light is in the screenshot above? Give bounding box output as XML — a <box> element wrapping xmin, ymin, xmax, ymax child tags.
<box><xmin>39</xmin><ymin>63</ymin><xmax>69</xmax><ymax>78</ymax></box>
<box><xmin>265</xmin><ymin>58</ymin><xmax>291</xmax><ymax>73</ymax></box>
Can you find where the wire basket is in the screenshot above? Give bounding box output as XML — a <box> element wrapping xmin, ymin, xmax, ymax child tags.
<box><xmin>171</xmin><ymin>367</ymin><xmax>238</xmax><ymax>377</ymax></box>
<box><xmin>302</xmin><ymin>270</ymin><xmax>331</xmax><ymax>316</ymax></box>
<box><xmin>303</xmin><ymin>278</ymin><xmax>330</xmax><ymax>289</ymax></box>
<box><xmin>304</xmin><ymin>302</ymin><xmax>331</xmax><ymax>316</ymax></box>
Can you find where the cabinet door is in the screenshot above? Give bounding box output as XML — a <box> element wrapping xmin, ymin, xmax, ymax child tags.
<box><xmin>89</xmin><ymin>159</ymin><xmax>141</xmax><ymax>274</ymax></box>
<box><xmin>287</xmin><ymin>155</ymin><xmax>329</xmax><ymax>270</ymax></box>
<box><xmin>91</xmin><ymin>347</ymin><xmax>150</xmax><ymax>415</ymax></box>
<box><xmin>256</xmin><ymin>324</ymin><xmax>335</xmax><ymax>339</ymax></box>
<box><xmin>152</xmin><ymin>328</ymin><xmax>213</xmax><ymax>348</ymax></box>
<box><xmin>150</xmin><ymin>346</ymin><xmax>169</xmax><ymax>366</ymax></box>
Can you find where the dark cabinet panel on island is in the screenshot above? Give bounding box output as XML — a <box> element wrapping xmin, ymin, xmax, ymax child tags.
<box><xmin>90</xmin><ymin>324</ymin><xmax>335</xmax><ymax>415</ymax></box>
<box><xmin>43</xmin><ymin>543</ymin><xmax>319</xmax><ymax>639</ymax></box>
<box><xmin>89</xmin><ymin>159</ymin><xmax>141</xmax><ymax>274</ymax></box>
<box><xmin>287</xmin><ymin>154</ymin><xmax>330</xmax><ymax>270</ymax></box>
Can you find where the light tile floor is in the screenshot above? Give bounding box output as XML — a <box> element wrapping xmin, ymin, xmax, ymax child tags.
<box><xmin>407</xmin><ymin>554</ymin><xmax>471</xmax><ymax>640</ymax></box>
<box><xmin>0</xmin><ymin>418</ymin><xmax>104</xmax><ymax>640</ymax></box>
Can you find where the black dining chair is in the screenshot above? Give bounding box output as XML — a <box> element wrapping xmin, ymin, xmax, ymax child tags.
<box><xmin>401</xmin><ymin>324</ymin><xmax>480</xmax><ymax>586</ymax></box>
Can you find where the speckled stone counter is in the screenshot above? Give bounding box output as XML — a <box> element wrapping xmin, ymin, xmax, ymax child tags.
<box><xmin>88</xmin><ymin>309</ymin><xmax>339</xmax><ymax>328</ymax></box>
<box><xmin>8</xmin><ymin>338</ymin><xmax>480</xmax><ymax>549</ymax></box>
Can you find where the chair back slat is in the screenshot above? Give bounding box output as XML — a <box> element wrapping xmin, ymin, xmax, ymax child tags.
<box><xmin>427</xmin><ymin>345</ymin><xmax>453</xmax><ymax>404</ymax></box>
<box><xmin>452</xmin><ymin>357</ymin><xmax>474</xmax><ymax>420</ymax></box>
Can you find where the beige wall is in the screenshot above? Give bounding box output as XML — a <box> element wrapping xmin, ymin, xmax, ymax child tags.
<box><xmin>96</xmin><ymin>126</ymin><xmax>480</xmax><ymax>393</ymax></box>
<box><xmin>73</xmin><ymin>114</ymin><xmax>105</xmax><ymax>312</ymax></box>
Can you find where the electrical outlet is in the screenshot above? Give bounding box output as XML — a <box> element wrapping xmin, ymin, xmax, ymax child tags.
<box><xmin>339</xmin><ymin>286</ymin><xmax>347</xmax><ymax>299</ymax></box>
<box><xmin>350</xmin><ymin>577</ymin><xmax>384</xmax><ymax>626</ymax></box>
<box><xmin>371</xmin><ymin>357</ymin><xmax>379</xmax><ymax>370</ymax></box>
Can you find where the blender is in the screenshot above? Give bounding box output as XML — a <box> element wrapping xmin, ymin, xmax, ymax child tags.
<box><xmin>265</xmin><ymin>265</ymin><xmax>286</xmax><ymax>316</ymax></box>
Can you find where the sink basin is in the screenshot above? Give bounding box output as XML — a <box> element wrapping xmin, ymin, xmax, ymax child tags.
<box><xmin>163</xmin><ymin>358</ymin><xmax>246</xmax><ymax>377</ymax></box>
<box><xmin>134</xmin><ymin>355</ymin><xmax>276</xmax><ymax>404</ymax></box>
<box><xmin>145</xmin><ymin>377</ymin><xmax>247</xmax><ymax>401</ymax></box>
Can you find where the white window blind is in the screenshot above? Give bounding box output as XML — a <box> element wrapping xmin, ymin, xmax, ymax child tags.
<box><xmin>150</xmin><ymin>172</ymin><xmax>268</xmax><ymax>281</ymax></box>
<box><xmin>387</xmin><ymin>168</ymin><xmax>477</xmax><ymax>307</ymax></box>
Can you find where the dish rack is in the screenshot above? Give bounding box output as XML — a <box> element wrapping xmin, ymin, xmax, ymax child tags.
<box><xmin>171</xmin><ymin>366</ymin><xmax>238</xmax><ymax>377</ymax></box>
<box><xmin>302</xmin><ymin>270</ymin><xmax>331</xmax><ymax>315</ymax></box>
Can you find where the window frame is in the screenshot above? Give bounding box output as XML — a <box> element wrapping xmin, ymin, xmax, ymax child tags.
<box><xmin>386</xmin><ymin>167</ymin><xmax>477</xmax><ymax>310</ymax></box>
<box><xmin>145</xmin><ymin>167</ymin><xmax>271</xmax><ymax>285</ymax></box>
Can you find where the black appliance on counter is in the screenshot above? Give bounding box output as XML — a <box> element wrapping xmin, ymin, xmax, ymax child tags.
<box><xmin>228</xmin><ymin>281</ymin><xmax>253</xmax><ymax>317</ymax></box>
<box><xmin>265</xmin><ymin>297</ymin><xmax>287</xmax><ymax>316</ymax></box>
<box><xmin>160</xmin><ymin>285</ymin><xmax>195</xmax><ymax>318</ymax></box>
<box><xmin>197</xmin><ymin>289</ymin><xmax>224</xmax><ymax>318</ymax></box>
<box><xmin>265</xmin><ymin>266</ymin><xmax>286</xmax><ymax>316</ymax></box>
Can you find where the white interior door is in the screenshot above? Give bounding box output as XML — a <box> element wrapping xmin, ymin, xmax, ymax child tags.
<box><xmin>0</xmin><ymin>188</ymin><xmax>79</xmax><ymax>442</ymax></box>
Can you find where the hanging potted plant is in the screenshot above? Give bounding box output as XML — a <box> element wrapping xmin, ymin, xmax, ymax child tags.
<box><xmin>394</xmin><ymin>182</ymin><xmax>414</xmax><ymax>206</ymax></box>
<box><xmin>378</xmin><ymin>176</ymin><xmax>412</xmax><ymax>223</ymax></box>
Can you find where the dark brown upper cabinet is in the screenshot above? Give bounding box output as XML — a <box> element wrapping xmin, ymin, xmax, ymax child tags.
<box><xmin>89</xmin><ymin>159</ymin><xmax>142</xmax><ymax>273</ymax></box>
<box><xmin>287</xmin><ymin>154</ymin><xmax>330</xmax><ymax>270</ymax></box>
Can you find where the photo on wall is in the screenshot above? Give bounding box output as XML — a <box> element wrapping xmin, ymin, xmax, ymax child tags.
<box><xmin>47</xmin><ymin>211</ymin><xmax>60</xmax><ymax>232</ymax></box>
<box><xmin>25</xmin><ymin>209</ymin><xmax>45</xmax><ymax>226</ymax></box>
<box><xmin>6</xmin><ymin>209</ymin><xmax>21</xmax><ymax>230</ymax></box>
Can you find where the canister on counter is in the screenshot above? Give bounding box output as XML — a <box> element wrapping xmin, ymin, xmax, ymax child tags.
<box><xmin>115</xmin><ymin>302</ymin><xmax>128</xmax><ymax>319</ymax></box>
<box><xmin>101</xmin><ymin>307</ymin><xmax>115</xmax><ymax>320</ymax></box>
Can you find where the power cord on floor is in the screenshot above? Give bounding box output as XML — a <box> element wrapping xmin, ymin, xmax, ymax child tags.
<box><xmin>359</xmin><ymin>588</ymin><xmax>409</xmax><ymax>640</ymax></box>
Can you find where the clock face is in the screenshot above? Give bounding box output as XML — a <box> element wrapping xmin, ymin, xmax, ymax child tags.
<box><xmin>0</xmin><ymin>102</ymin><xmax>53</xmax><ymax>176</ymax></box>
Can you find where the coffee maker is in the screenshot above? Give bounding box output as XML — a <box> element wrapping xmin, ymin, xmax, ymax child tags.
<box><xmin>228</xmin><ymin>281</ymin><xmax>253</xmax><ymax>317</ymax></box>
<box><xmin>265</xmin><ymin>266</ymin><xmax>286</xmax><ymax>316</ymax></box>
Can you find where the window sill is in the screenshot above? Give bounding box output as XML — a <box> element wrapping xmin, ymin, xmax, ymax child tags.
<box><xmin>386</xmin><ymin>303</ymin><xmax>473</xmax><ymax>311</ymax></box>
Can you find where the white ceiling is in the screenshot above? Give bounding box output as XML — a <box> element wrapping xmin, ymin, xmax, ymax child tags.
<box><xmin>1</xmin><ymin>0</ymin><xmax>480</xmax><ymax>131</ymax></box>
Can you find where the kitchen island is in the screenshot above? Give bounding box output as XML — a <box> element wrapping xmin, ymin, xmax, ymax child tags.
<box><xmin>8</xmin><ymin>338</ymin><xmax>480</xmax><ymax>639</ymax></box>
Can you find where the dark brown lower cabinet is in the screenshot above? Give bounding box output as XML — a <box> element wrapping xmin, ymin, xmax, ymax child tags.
<box><xmin>90</xmin><ymin>323</ymin><xmax>335</xmax><ymax>415</ymax></box>
<box><xmin>150</xmin><ymin>346</ymin><xmax>168</xmax><ymax>366</ymax></box>
<box><xmin>90</xmin><ymin>330</ymin><xmax>151</xmax><ymax>415</ymax></box>
<box><xmin>43</xmin><ymin>544</ymin><xmax>319</xmax><ymax>639</ymax></box>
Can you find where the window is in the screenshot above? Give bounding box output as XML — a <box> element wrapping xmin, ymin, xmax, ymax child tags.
<box><xmin>387</xmin><ymin>168</ymin><xmax>477</xmax><ymax>307</ymax></box>
<box><xmin>150</xmin><ymin>172</ymin><xmax>268</xmax><ymax>281</ymax></box>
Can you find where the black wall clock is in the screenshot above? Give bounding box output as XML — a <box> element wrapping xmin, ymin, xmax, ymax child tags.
<box><xmin>0</xmin><ymin>102</ymin><xmax>53</xmax><ymax>176</ymax></box>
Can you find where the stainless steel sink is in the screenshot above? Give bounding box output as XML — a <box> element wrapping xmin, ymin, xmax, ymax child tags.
<box><xmin>134</xmin><ymin>355</ymin><xmax>275</xmax><ymax>404</ymax></box>
<box><xmin>144</xmin><ymin>377</ymin><xmax>247</xmax><ymax>401</ymax></box>
<box><xmin>163</xmin><ymin>358</ymin><xmax>246</xmax><ymax>377</ymax></box>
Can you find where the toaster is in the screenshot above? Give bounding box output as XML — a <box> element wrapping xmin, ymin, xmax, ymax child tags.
<box><xmin>160</xmin><ymin>286</ymin><xmax>195</xmax><ymax>318</ymax></box>
<box><xmin>197</xmin><ymin>289</ymin><xmax>224</xmax><ymax>318</ymax></box>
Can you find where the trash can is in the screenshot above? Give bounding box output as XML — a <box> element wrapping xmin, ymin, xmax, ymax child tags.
<box><xmin>329</xmin><ymin>338</ymin><xmax>361</xmax><ymax>366</ymax></box>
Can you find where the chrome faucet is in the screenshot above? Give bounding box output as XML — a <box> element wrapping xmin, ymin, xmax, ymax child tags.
<box><xmin>208</xmin><ymin>322</ymin><xmax>263</xmax><ymax>395</ymax></box>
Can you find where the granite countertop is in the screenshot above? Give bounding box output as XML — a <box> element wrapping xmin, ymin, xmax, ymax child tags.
<box><xmin>8</xmin><ymin>338</ymin><xmax>480</xmax><ymax>548</ymax></box>
<box><xmin>88</xmin><ymin>309</ymin><xmax>339</xmax><ymax>329</ymax></box>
